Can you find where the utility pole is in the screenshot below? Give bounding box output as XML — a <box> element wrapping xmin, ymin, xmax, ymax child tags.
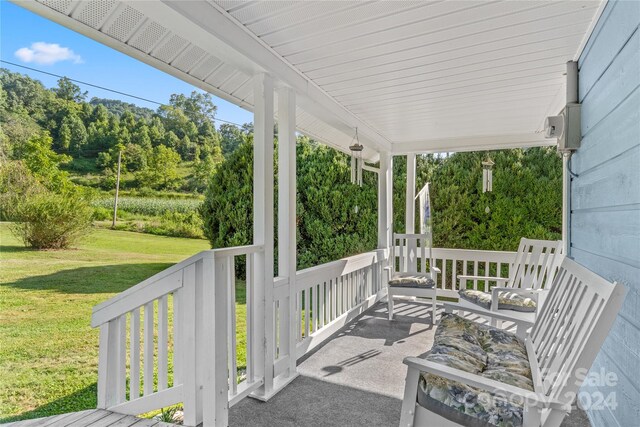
<box><xmin>112</xmin><ymin>150</ymin><xmax>122</xmax><ymax>228</ymax></box>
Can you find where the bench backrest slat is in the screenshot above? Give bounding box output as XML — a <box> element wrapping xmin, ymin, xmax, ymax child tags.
<box><xmin>528</xmin><ymin>257</ymin><xmax>626</xmax><ymax>403</ymax></box>
<box><xmin>509</xmin><ymin>238</ymin><xmax>563</xmax><ymax>291</ymax></box>
<box><xmin>393</xmin><ymin>233</ymin><xmax>433</xmax><ymax>275</ymax></box>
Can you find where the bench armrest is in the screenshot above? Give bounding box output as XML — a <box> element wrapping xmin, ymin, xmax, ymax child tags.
<box><xmin>490</xmin><ymin>287</ymin><xmax>547</xmax><ymax>294</ymax></box>
<box><xmin>458</xmin><ymin>275</ymin><xmax>509</xmax><ymax>283</ymax></box>
<box><xmin>443</xmin><ymin>302</ymin><xmax>534</xmax><ymax>327</ymax></box>
<box><xmin>403</xmin><ymin>357</ymin><xmax>570</xmax><ymax>411</ymax></box>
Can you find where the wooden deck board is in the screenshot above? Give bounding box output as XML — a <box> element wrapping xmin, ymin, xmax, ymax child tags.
<box><xmin>0</xmin><ymin>410</ymin><xmax>176</xmax><ymax>427</ymax></box>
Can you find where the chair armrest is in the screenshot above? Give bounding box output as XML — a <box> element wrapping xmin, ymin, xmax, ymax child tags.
<box><xmin>443</xmin><ymin>302</ymin><xmax>534</xmax><ymax>327</ymax></box>
<box><xmin>383</xmin><ymin>266</ymin><xmax>392</xmax><ymax>285</ymax></box>
<box><xmin>403</xmin><ymin>357</ymin><xmax>570</xmax><ymax>411</ymax></box>
<box><xmin>430</xmin><ymin>266</ymin><xmax>441</xmax><ymax>281</ymax></box>
<box><xmin>458</xmin><ymin>275</ymin><xmax>509</xmax><ymax>283</ymax></box>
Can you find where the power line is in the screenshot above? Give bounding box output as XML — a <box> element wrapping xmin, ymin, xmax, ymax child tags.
<box><xmin>0</xmin><ymin>59</ymin><xmax>248</xmax><ymax>128</ymax></box>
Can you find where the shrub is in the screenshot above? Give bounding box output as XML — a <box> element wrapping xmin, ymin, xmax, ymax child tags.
<box><xmin>201</xmin><ymin>136</ymin><xmax>378</xmax><ymax>272</ymax></box>
<box><xmin>105</xmin><ymin>211</ymin><xmax>205</xmax><ymax>239</ymax></box>
<box><xmin>0</xmin><ymin>160</ymin><xmax>44</xmax><ymax>221</ymax></box>
<box><xmin>93</xmin><ymin>206</ymin><xmax>112</xmax><ymax>221</ymax></box>
<box><xmin>146</xmin><ymin>211</ymin><xmax>204</xmax><ymax>239</ymax></box>
<box><xmin>12</xmin><ymin>191</ymin><xmax>93</xmax><ymax>249</ymax></box>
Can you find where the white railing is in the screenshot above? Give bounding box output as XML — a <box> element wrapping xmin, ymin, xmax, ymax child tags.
<box><xmin>392</xmin><ymin>247</ymin><xmax>518</xmax><ymax>298</ymax></box>
<box><xmin>91</xmin><ymin>245</ymin><xmax>263</xmax><ymax>427</ymax></box>
<box><xmin>272</xmin><ymin>249</ymin><xmax>387</xmax><ymax>368</ymax></box>
<box><xmin>90</xmin><ymin>243</ymin><xmax>530</xmax><ymax>426</ymax></box>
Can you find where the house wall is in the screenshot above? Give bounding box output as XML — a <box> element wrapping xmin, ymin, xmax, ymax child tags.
<box><xmin>571</xmin><ymin>1</ymin><xmax>640</xmax><ymax>426</ymax></box>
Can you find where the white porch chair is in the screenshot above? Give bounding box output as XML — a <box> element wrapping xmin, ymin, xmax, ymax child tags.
<box><xmin>400</xmin><ymin>256</ymin><xmax>626</xmax><ymax>427</ymax></box>
<box><xmin>455</xmin><ymin>238</ymin><xmax>563</xmax><ymax>325</ymax></box>
<box><xmin>385</xmin><ymin>233</ymin><xmax>440</xmax><ymax>324</ymax></box>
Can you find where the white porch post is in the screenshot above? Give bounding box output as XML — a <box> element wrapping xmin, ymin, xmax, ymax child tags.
<box><xmin>562</xmin><ymin>154</ymin><xmax>570</xmax><ymax>255</ymax></box>
<box><xmin>252</xmin><ymin>73</ymin><xmax>275</xmax><ymax>398</ymax></box>
<box><xmin>378</xmin><ymin>151</ymin><xmax>393</xmax><ymax>250</ymax></box>
<box><xmin>277</xmin><ymin>86</ymin><xmax>299</xmax><ymax>382</ymax></box>
<box><xmin>405</xmin><ymin>154</ymin><xmax>417</xmax><ymax>270</ymax></box>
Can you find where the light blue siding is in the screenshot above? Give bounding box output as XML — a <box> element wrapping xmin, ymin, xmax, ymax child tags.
<box><xmin>572</xmin><ymin>1</ymin><xmax>640</xmax><ymax>426</ymax></box>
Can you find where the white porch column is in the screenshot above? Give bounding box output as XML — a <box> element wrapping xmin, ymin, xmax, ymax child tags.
<box><xmin>277</xmin><ymin>86</ymin><xmax>299</xmax><ymax>383</ymax></box>
<box><xmin>405</xmin><ymin>154</ymin><xmax>416</xmax><ymax>233</ymax></box>
<box><xmin>378</xmin><ymin>151</ymin><xmax>393</xmax><ymax>250</ymax></box>
<box><xmin>405</xmin><ymin>154</ymin><xmax>417</xmax><ymax>270</ymax></box>
<box><xmin>252</xmin><ymin>73</ymin><xmax>275</xmax><ymax>398</ymax></box>
<box><xmin>562</xmin><ymin>154</ymin><xmax>570</xmax><ymax>255</ymax></box>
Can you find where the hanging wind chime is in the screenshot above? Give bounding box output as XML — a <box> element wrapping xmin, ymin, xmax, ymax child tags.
<box><xmin>482</xmin><ymin>158</ymin><xmax>494</xmax><ymax>214</ymax></box>
<box><xmin>349</xmin><ymin>127</ymin><xmax>364</xmax><ymax>187</ymax></box>
<box><xmin>482</xmin><ymin>158</ymin><xmax>494</xmax><ymax>193</ymax></box>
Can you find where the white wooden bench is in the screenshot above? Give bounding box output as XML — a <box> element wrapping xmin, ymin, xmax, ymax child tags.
<box><xmin>399</xmin><ymin>256</ymin><xmax>626</xmax><ymax>427</ymax></box>
<box><xmin>385</xmin><ymin>233</ymin><xmax>440</xmax><ymax>324</ymax></box>
<box><xmin>453</xmin><ymin>238</ymin><xmax>563</xmax><ymax>328</ymax></box>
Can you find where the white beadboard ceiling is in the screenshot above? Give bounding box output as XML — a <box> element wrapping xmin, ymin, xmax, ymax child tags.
<box><xmin>18</xmin><ymin>0</ymin><xmax>604</xmax><ymax>158</ymax></box>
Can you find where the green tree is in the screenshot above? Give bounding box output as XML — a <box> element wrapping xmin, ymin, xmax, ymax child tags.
<box><xmin>190</xmin><ymin>153</ymin><xmax>217</xmax><ymax>192</ymax></box>
<box><xmin>0</xmin><ymin>68</ymin><xmax>53</xmax><ymax>122</ymax></box>
<box><xmin>53</xmin><ymin>77</ymin><xmax>87</xmax><ymax>102</ymax></box>
<box><xmin>22</xmin><ymin>131</ymin><xmax>72</xmax><ymax>192</ymax></box>
<box><xmin>137</xmin><ymin>145</ymin><xmax>181</xmax><ymax>189</ymax></box>
<box><xmin>131</xmin><ymin>124</ymin><xmax>152</xmax><ymax>151</ymax></box>
<box><xmin>123</xmin><ymin>143</ymin><xmax>147</xmax><ymax>172</ymax></box>
<box><xmin>58</xmin><ymin>113</ymin><xmax>87</xmax><ymax>154</ymax></box>
<box><xmin>164</xmin><ymin>91</ymin><xmax>217</xmax><ymax>130</ymax></box>
<box><xmin>148</xmin><ymin>116</ymin><xmax>165</xmax><ymax>146</ymax></box>
<box><xmin>219</xmin><ymin>123</ymin><xmax>245</xmax><ymax>156</ymax></box>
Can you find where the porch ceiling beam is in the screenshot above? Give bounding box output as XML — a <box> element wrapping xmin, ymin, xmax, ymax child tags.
<box><xmin>155</xmin><ymin>0</ymin><xmax>392</xmax><ymax>154</ymax></box>
<box><xmin>392</xmin><ymin>133</ymin><xmax>554</xmax><ymax>154</ymax></box>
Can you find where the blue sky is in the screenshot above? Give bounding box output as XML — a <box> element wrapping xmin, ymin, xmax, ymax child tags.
<box><xmin>0</xmin><ymin>1</ymin><xmax>253</xmax><ymax>126</ymax></box>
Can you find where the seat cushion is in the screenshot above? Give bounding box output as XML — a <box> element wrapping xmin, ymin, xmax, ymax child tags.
<box><xmin>417</xmin><ymin>313</ymin><xmax>533</xmax><ymax>427</ymax></box>
<box><xmin>459</xmin><ymin>289</ymin><xmax>537</xmax><ymax>312</ymax></box>
<box><xmin>388</xmin><ymin>272</ymin><xmax>435</xmax><ymax>288</ymax></box>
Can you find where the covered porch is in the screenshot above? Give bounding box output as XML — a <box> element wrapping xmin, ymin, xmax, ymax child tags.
<box><xmin>9</xmin><ymin>1</ymin><xmax>636</xmax><ymax>427</ymax></box>
<box><xmin>5</xmin><ymin>300</ymin><xmax>591</xmax><ymax>427</ymax></box>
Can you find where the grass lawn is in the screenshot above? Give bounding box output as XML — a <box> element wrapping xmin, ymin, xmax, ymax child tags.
<box><xmin>0</xmin><ymin>223</ymin><xmax>214</xmax><ymax>422</ymax></box>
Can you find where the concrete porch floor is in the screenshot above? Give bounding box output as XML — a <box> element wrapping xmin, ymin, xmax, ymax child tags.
<box><xmin>229</xmin><ymin>300</ymin><xmax>592</xmax><ymax>427</ymax></box>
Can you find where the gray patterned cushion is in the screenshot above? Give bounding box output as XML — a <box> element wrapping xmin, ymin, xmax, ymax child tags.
<box><xmin>417</xmin><ymin>313</ymin><xmax>533</xmax><ymax>427</ymax></box>
<box><xmin>459</xmin><ymin>289</ymin><xmax>537</xmax><ymax>313</ymax></box>
<box><xmin>388</xmin><ymin>272</ymin><xmax>435</xmax><ymax>288</ymax></box>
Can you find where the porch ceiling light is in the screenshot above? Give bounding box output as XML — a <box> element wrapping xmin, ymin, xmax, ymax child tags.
<box><xmin>349</xmin><ymin>127</ymin><xmax>364</xmax><ymax>186</ymax></box>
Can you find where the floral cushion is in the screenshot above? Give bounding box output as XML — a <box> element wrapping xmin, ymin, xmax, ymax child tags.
<box><xmin>388</xmin><ymin>272</ymin><xmax>435</xmax><ymax>288</ymax></box>
<box><xmin>417</xmin><ymin>313</ymin><xmax>533</xmax><ymax>427</ymax></box>
<box><xmin>459</xmin><ymin>289</ymin><xmax>537</xmax><ymax>312</ymax></box>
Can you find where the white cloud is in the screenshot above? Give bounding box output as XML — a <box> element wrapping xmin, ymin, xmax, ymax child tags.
<box><xmin>15</xmin><ymin>42</ymin><xmax>83</xmax><ymax>65</ymax></box>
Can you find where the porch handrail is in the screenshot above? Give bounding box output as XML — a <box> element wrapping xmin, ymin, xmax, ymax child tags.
<box><xmin>393</xmin><ymin>246</ymin><xmax>521</xmax><ymax>298</ymax></box>
<box><xmin>92</xmin><ymin>245</ymin><xmax>264</xmax><ymax>427</ymax></box>
<box><xmin>275</xmin><ymin>248</ymin><xmax>388</xmax><ymax>367</ymax></box>
<box><xmin>295</xmin><ymin>249</ymin><xmax>387</xmax><ymax>289</ymax></box>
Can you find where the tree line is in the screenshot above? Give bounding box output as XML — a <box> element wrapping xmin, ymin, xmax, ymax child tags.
<box><xmin>0</xmin><ymin>68</ymin><xmax>250</xmax><ymax>192</ymax></box>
